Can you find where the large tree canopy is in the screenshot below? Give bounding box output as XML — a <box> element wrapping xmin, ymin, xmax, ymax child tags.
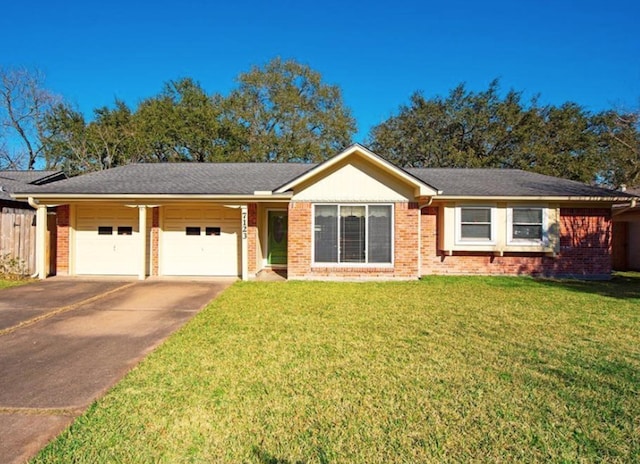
<box><xmin>134</xmin><ymin>78</ymin><xmax>234</xmax><ymax>163</ymax></box>
<box><xmin>224</xmin><ymin>58</ymin><xmax>356</xmax><ymax>162</ymax></box>
<box><xmin>368</xmin><ymin>81</ymin><xmax>640</xmax><ymax>187</ymax></box>
<box><xmin>6</xmin><ymin>64</ymin><xmax>637</xmax><ymax>186</ymax></box>
<box><xmin>41</xmin><ymin>59</ymin><xmax>356</xmax><ymax>172</ymax></box>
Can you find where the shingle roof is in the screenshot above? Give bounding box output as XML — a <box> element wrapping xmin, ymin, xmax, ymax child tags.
<box><xmin>0</xmin><ymin>170</ymin><xmax>66</xmax><ymax>201</ymax></box>
<box><xmin>13</xmin><ymin>162</ymin><xmax>633</xmax><ymax>199</ymax></box>
<box><xmin>407</xmin><ymin>168</ymin><xmax>630</xmax><ymax>198</ymax></box>
<box><xmin>17</xmin><ymin>163</ymin><xmax>317</xmax><ymax>195</ymax></box>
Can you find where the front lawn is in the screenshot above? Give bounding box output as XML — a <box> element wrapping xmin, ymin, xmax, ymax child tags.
<box><xmin>33</xmin><ymin>276</ymin><xmax>639</xmax><ymax>463</ymax></box>
<box><xmin>0</xmin><ymin>277</ymin><xmax>32</xmax><ymax>289</ymax></box>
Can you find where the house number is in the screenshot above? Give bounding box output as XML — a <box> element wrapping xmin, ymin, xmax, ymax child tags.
<box><xmin>242</xmin><ymin>211</ymin><xmax>248</xmax><ymax>239</ymax></box>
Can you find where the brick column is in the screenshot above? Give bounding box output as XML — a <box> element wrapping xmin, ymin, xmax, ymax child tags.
<box><xmin>394</xmin><ymin>202</ymin><xmax>420</xmax><ymax>278</ymax></box>
<box><xmin>56</xmin><ymin>205</ymin><xmax>70</xmax><ymax>275</ymax></box>
<box><xmin>287</xmin><ymin>202</ymin><xmax>312</xmax><ymax>278</ymax></box>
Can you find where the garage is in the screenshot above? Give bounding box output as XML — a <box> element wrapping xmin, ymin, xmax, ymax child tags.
<box><xmin>74</xmin><ymin>205</ymin><xmax>139</xmax><ymax>275</ymax></box>
<box><xmin>161</xmin><ymin>205</ymin><xmax>241</xmax><ymax>276</ymax></box>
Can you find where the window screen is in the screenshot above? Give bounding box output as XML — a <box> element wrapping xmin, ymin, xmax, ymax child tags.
<box><xmin>368</xmin><ymin>205</ymin><xmax>392</xmax><ymax>263</ymax></box>
<box><xmin>460</xmin><ymin>207</ymin><xmax>492</xmax><ymax>240</ymax></box>
<box><xmin>340</xmin><ymin>206</ymin><xmax>366</xmax><ymax>263</ymax></box>
<box><xmin>512</xmin><ymin>208</ymin><xmax>543</xmax><ymax>240</ymax></box>
<box><xmin>314</xmin><ymin>205</ymin><xmax>338</xmax><ymax>262</ymax></box>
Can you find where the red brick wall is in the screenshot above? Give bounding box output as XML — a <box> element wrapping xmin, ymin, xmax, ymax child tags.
<box><xmin>151</xmin><ymin>207</ymin><xmax>159</xmax><ymax>276</ymax></box>
<box><xmin>248</xmin><ymin>203</ymin><xmax>258</xmax><ymax>275</ymax></box>
<box><xmin>55</xmin><ymin>205</ymin><xmax>70</xmax><ymax>275</ymax></box>
<box><xmin>420</xmin><ymin>207</ymin><xmax>612</xmax><ymax>278</ymax></box>
<box><xmin>287</xmin><ymin>202</ymin><xmax>419</xmax><ymax>279</ymax></box>
<box><xmin>393</xmin><ymin>202</ymin><xmax>419</xmax><ymax>278</ymax></box>
<box><xmin>287</xmin><ymin>202</ymin><xmax>312</xmax><ymax>277</ymax></box>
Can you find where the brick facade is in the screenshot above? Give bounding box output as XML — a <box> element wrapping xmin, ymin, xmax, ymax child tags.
<box><xmin>55</xmin><ymin>205</ymin><xmax>70</xmax><ymax>275</ymax></box>
<box><xmin>287</xmin><ymin>201</ymin><xmax>420</xmax><ymax>280</ymax></box>
<box><xmin>52</xmin><ymin>202</ymin><xmax>613</xmax><ymax>280</ymax></box>
<box><xmin>420</xmin><ymin>207</ymin><xmax>611</xmax><ymax>278</ymax></box>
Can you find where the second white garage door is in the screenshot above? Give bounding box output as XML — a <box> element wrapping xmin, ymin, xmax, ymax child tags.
<box><xmin>161</xmin><ymin>205</ymin><xmax>241</xmax><ymax>276</ymax></box>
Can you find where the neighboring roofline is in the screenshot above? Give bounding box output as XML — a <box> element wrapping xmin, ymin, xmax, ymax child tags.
<box><xmin>433</xmin><ymin>195</ymin><xmax>632</xmax><ymax>202</ymax></box>
<box><xmin>273</xmin><ymin>143</ymin><xmax>441</xmax><ymax>196</ymax></box>
<box><xmin>31</xmin><ymin>171</ymin><xmax>67</xmax><ymax>185</ymax></box>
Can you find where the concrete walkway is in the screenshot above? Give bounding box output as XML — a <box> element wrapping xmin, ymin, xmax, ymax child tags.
<box><xmin>0</xmin><ymin>278</ymin><xmax>233</xmax><ymax>464</ymax></box>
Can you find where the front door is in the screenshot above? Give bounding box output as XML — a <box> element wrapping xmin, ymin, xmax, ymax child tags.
<box><xmin>267</xmin><ymin>210</ymin><xmax>288</xmax><ymax>266</ymax></box>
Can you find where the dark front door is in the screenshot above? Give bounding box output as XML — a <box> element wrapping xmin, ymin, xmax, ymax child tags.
<box><xmin>267</xmin><ymin>211</ymin><xmax>288</xmax><ymax>265</ymax></box>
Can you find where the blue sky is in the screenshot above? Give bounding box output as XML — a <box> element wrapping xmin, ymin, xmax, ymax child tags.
<box><xmin>1</xmin><ymin>0</ymin><xmax>638</xmax><ymax>141</ymax></box>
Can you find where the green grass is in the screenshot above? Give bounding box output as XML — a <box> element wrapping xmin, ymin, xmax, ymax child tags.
<box><xmin>0</xmin><ymin>277</ymin><xmax>32</xmax><ymax>289</ymax></box>
<box><xmin>33</xmin><ymin>276</ymin><xmax>640</xmax><ymax>463</ymax></box>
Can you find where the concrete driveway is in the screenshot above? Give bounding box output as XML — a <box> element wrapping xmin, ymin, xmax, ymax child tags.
<box><xmin>0</xmin><ymin>278</ymin><xmax>233</xmax><ymax>464</ymax></box>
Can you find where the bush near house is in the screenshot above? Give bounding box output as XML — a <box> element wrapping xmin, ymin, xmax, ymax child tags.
<box><xmin>33</xmin><ymin>276</ymin><xmax>639</xmax><ymax>463</ymax></box>
<box><xmin>0</xmin><ymin>253</ymin><xmax>28</xmax><ymax>279</ymax></box>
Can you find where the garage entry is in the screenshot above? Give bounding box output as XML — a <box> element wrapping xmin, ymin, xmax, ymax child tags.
<box><xmin>75</xmin><ymin>205</ymin><xmax>139</xmax><ymax>275</ymax></box>
<box><xmin>161</xmin><ymin>205</ymin><xmax>241</xmax><ymax>276</ymax></box>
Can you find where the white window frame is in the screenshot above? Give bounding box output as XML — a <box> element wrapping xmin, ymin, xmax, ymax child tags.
<box><xmin>507</xmin><ymin>206</ymin><xmax>549</xmax><ymax>246</ymax></box>
<box><xmin>312</xmin><ymin>203</ymin><xmax>394</xmax><ymax>266</ymax></box>
<box><xmin>455</xmin><ymin>205</ymin><xmax>497</xmax><ymax>245</ymax></box>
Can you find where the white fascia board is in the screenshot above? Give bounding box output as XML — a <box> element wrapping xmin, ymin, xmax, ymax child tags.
<box><xmin>274</xmin><ymin>144</ymin><xmax>440</xmax><ymax>196</ymax></box>
<box><xmin>11</xmin><ymin>193</ymin><xmax>294</xmax><ymax>205</ymax></box>
<box><xmin>434</xmin><ymin>195</ymin><xmax>631</xmax><ymax>202</ymax></box>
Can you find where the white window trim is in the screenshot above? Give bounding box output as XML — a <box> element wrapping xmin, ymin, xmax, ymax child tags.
<box><xmin>455</xmin><ymin>205</ymin><xmax>497</xmax><ymax>245</ymax></box>
<box><xmin>507</xmin><ymin>206</ymin><xmax>549</xmax><ymax>246</ymax></box>
<box><xmin>312</xmin><ymin>203</ymin><xmax>395</xmax><ymax>267</ymax></box>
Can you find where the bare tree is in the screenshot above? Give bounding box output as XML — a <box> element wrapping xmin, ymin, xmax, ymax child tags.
<box><xmin>0</xmin><ymin>67</ymin><xmax>60</xmax><ymax>169</ymax></box>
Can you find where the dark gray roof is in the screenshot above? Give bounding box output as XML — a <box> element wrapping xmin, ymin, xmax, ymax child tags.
<box><xmin>407</xmin><ymin>168</ymin><xmax>632</xmax><ymax>198</ymax></box>
<box><xmin>0</xmin><ymin>170</ymin><xmax>63</xmax><ymax>185</ymax></box>
<box><xmin>17</xmin><ymin>163</ymin><xmax>317</xmax><ymax>195</ymax></box>
<box><xmin>0</xmin><ymin>170</ymin><xmax>66</xmax><ymax>201</ymax></box>
<box><xmin>13</xmin><ymin>162</ymin><xmax>633</xmax><ymax>199</ymax></box>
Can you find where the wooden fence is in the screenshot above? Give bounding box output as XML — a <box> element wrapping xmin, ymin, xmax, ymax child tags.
<box><xmin>0</xmin><ymin>207</ymin><xmax>37</xmax><ymax>274</ymax></box>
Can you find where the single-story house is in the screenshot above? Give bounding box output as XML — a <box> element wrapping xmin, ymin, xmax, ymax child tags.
<box><xmin>0</xmin><ymin>170</ymin><xmax>66</xmax><ymax>274</ymax></box>
<box><xmin>13</xmin><ymin>144</ymin><xmax>637</xmax><ymax>280</ymax></box>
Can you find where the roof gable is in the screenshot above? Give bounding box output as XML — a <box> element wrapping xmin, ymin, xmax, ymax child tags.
<box><xmin>274</xmin><ymin>144</ymin><xmax>440</xmax><ymax>197</ymax></box>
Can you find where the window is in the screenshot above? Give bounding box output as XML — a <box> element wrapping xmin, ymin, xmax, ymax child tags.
<box><xmin>457</xmin><ymin>206</ymin><xmax>495</xmax><ymax>243</ymax></box>
<box><xmin>186</xmin><ymin>227</ymin><xmax>201</xmax><ymax>236</ymax></box>
<box><xmin>509</xmin><ymin>207</ymin><xmax>545</xmax><ymax>244</ymax></box>
<box><xmin>117</xmin><ymin>226</ymin><xmax>133</xmax><ymax>236</ymax></box>
<box><xmin>314</xmin><ymin>204</ymin><xmax>392</xmax><ymax>264</ymax></box>
<box><xmin>98</xmin><ymin>226</ymin><xmax>113</xmax><ymax>235</ymax></box>
<box><xmin>205</xmin><ymin>227</ymin><xmax>221</xmax><ymax>236</ymax></box>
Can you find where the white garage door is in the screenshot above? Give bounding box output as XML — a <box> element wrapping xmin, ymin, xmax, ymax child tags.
<box><xmin>161</xmin><ymin>205</ymin><xmax>241</xmax><ymax>276</ymax></box>
<box><xmin>75</xmin><ymin>205</ymin><xmax>139</xmax><ymax>275</ymax></box>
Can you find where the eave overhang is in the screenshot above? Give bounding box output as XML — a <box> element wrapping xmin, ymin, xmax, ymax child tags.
<box><xmin>432</xmin><ymin>195</ymin><xmax>632</xmax><ymax>203</ymax></box>
<box><xmin>12</xmin><ymin>192</ymin><xmax>294</xmax><ymax>206</ymax></box>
